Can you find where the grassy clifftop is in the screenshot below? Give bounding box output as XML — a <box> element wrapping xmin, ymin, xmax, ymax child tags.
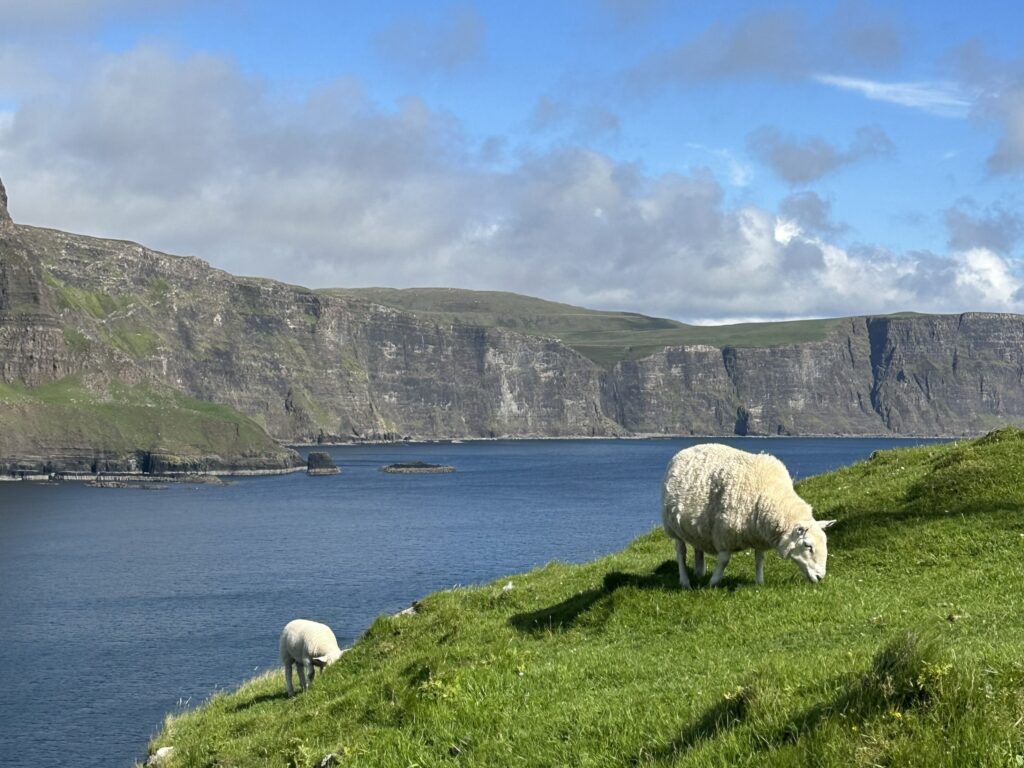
<box><xmin>150</xmin><ymin>428</ymin><xmax>1024</xmax><ymax>766</ymax></box>
<box><xmin>0</xmin><ymin>377</ymin><xmax>302</xmax><ymax>473</ymax></box>
<box><xmin>328</xmin><ymin>287</ymin><xmax>922</xmax><ymax>367</ymax></box>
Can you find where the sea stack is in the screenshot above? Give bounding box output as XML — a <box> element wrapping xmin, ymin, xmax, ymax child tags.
<box><xmin>307</xmin><ymin>451</ymin><xmax>340</xmax><ymax>475</ymax></box>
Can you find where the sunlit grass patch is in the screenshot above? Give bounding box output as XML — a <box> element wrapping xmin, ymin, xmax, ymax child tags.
<box><xmin>149</xmin><ymin>429</ymin><xmax>1024</xmax><ymax>767</ymax></box>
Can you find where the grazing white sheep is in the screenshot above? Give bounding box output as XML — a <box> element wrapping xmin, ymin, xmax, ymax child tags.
<box><xmin>661</xmin><ymin>443</ymin><xmax>835</xmax><ymax>588</ymax></box>
<box><xmin>279</xmin><ymin>619</ymin><xmax>344</xmax><ymax>696</ymax></box>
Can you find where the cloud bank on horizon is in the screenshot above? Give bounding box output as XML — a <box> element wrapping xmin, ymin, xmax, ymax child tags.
<box><xmin>0</xmin><ymin>0</ymin><xmax>1022</xmax><ymax>323</ymax></box>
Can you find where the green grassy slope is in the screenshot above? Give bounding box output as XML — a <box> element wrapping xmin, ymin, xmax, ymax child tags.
<box><xmin>0</xmin><ymin>377</ymin><xmax>301</xmax><ymax>472</ymax></box>
<box><xmin>327</xmin><ymin>287</ymin><xmax>923</xmax><ymax>367</ymax></box>
<box><xmin>150</xmin><ymin>428</ymin><xmax>1024</xmax><ymax>767</ymax></box>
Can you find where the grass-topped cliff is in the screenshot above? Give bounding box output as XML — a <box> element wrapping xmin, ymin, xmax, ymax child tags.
<box><xmin>148</xmin><ymin>428</ymin><xmax>1024</xmax><ymax>767</ymax></box>
<box><xmin>327</xmin><ymin>287</ymin><xmax>923</xmax><ymax>368</ymax></box>
<box><xmin>0</xmin><ymin>377</ymin><xmax>302</xmax><ymax>474</ymax></box>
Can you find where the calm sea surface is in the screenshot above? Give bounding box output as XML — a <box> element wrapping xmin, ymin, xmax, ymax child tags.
<box><xmin>0</xmin><ymin>437</ymin><xmax>943</xmax><ymax>767</ymax></box>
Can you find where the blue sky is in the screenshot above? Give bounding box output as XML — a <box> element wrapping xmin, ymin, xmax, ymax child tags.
<box><xmin>1</xmin><ymin>0</ymin><xmax>1022</xmax><ymax>322</ymax></box>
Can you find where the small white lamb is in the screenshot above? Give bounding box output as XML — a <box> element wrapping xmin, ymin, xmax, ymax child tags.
<box><xmin>661</xmin><ymin>443</ymin><xmax>835</xmax><ymax>588</ymax></box>
<box><xmin>279</xmin><ymin>619</ymin><xmax>344</xmax><ymax>696</ymax></box>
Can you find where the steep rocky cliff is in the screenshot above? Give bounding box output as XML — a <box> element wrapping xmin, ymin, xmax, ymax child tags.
<box><xmin>2</xmin><ymin>176</ymin><xmax>1024</xmax><ymax>473</ymax></box>
<box><xmin>12</xmin><ymin>223</ymin><xmax>617</xmax><ymax>443</ymax></box>
<box><xmin>0</xmin><ymin>180</ymin><xmax>74</xmax><ymax>386</ymax></box>
<box><xmin>605</xmin><ymin>315</ymin><xmax>1024</xmax><ymax>436</ymax></box>
<box><xmin>0</xmin><ymin>179</ymin><xmax>303</xmax><ymax>474</ymax></box>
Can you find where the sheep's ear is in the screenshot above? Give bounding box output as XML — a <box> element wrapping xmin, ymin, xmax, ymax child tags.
<box><xmin>818</xmin><ymin>519</ymin><xmax>837</xmax><ymax>530</ymax></box>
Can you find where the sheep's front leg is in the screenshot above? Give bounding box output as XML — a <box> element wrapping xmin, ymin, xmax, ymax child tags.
<box><xmin>755</xmin><ymin>550</ymin><xmax>765</xmax><ymax>585</ymax></box>
<box><xmin>694</xmin><ymin>549</ymin><xmax>706</xmax><ymax>579</ymax></box>
<box><xmin>307</xmin><ymin>660</ymin><xmax>316</xmax><ymax>684</ymax></box>
<box><xmin>297</xmin><ymin>660</ymin><xmax>308</xmax><ymax>692</ymax></box>
<box><xmin>674</xmin><ymin>539</ymin><xmax>691</xmax><ymax>589</ymax></box>
<box><xmin>708</xmin><ymin>551</ymin><xmax>731</xmax><ymax>587</ymax></box>
<box><xmin>284</xmin><ymin>660</ymin><xmax>295</xmax><ymax>697</ymax></box>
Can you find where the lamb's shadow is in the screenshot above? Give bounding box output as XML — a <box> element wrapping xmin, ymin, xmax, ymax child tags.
<box><xmin>510</xmin><ymin>559</ymin><xmax>734</xmax><ymax>635</ymax></box>
<box><xmin>227</xmin><ymin>691</ymin><xmax>289</xmax><ymax>712</ymax></box>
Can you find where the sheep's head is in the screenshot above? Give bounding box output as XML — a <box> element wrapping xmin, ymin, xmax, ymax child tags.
<box><xmin>783</xmin><ymin>518</ymin><xmax>836</xmax><ymax>583</ymax></box>
<box><xmin>312</xmin><ymin>648</ymin><xmax>344</xmax><ymax>668</ymax></box>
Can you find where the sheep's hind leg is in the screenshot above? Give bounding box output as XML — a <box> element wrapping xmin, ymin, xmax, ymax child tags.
<box><xmin>694</xmin><ymin>549</ymin><xmax>706</xmax><ymax>579</ymax></box>
<box><xmin>284</xmin><ymin>660</ymin><xmax>295</xmax><ymax>697</ymax></box>
<box><xmin>674</xmin><ymin>539</ymin><xmax>691</xmax><ymax>589</ymax></box>
<box><xmin>755</xmin><ymin>550</ymin><xmax>765</xmax><ymax>585</ymax></box>
<box><xmin>708</xmin><ymin>551</ymin><xmax>731</xmax><ymax>587</ymax></box>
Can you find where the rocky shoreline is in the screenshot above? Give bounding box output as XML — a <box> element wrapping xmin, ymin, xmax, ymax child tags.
<box><xmin>2</xmin><ymin>433</ymin><xmax>955</xmax><ymax>485</ymax></box>
<box><xmin>0</xmin><ymin>466</ymin><xmax>307</xmax><ymax>483</ymax></box>
<box><xmin>296</xmin><ymin>430</ymin><xmax>967</xmax><ymax>447</ymax></box>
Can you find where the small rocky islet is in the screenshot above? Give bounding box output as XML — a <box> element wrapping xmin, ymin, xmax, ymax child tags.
<box><xmin>379</xmin><ymin>460</ymin><xmax>456</xmax><ymax>474</ymax></box>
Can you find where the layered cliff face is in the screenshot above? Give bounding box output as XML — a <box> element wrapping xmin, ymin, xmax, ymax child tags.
<box><xmin>3</xmin><ymin>176</ymin><xmax>1024</xmax><ymax>463</ymax></box>
<box><xmin>607</xmin><ymin>318</ymin><xmax>882</xmax><ymax>436</ymax></box>
<box><xmin>14</xmin><ymin>223</ymin><xmax>618</xmax><ymax>443</ymax></box>
<box><xmin>866</xmin><ymin>314</ymin><xmax>1024</xmax><ymax>434</ymax></box>
<box><xmin>0</xmin><ymin>179</ymin><xmax>75</xmax><ymax>386</ymax></box>
<box><xmin>0</xmin><ymin>183</ymin><xmax>303</xmax><ymax>473</ymax></box>
<box><xmin>608</xmin><ymin>315</ymin><xmax>1024</xmax><ymax>437</ymax></box>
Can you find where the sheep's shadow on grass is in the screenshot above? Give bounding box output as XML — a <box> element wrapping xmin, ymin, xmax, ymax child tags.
<box><xmin>630</xmin><ymin>686</ymin><xmax>754</xmax><ymax>765</ymax></box>
<box><xmin>227</xmin><ymin>691</ymin><xmax>289</xmax><ymax>712</ymax></box>
<box><xmin>510</xmin><ymin>559</ymin><xmax>740</xmax><ymax>635</ymax></box>
<box><xmin>633</xmin><ymin>633</ymin><xmax>944</xmax><ymax>764</ymax></box>
<box><xmin>758</xmin><ymin>632</ymin><xmax>938</xmax><ymax>752</ymax></box>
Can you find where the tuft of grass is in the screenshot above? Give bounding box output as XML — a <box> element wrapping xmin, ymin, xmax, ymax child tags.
<box><xmin>146</xmin><ymin>277</ymin><xmax>172</xmax><ymax>303</ymax></box>
<box><xmin>62</xmin><ymin>327</ymin><xmax>91</xmax><ymax>352</ymax></box>
<box><xmin>51</xmin><ymin>281</ymin><xmax>135</xmax><ymax>318</ymax></box>
<box><xmin>149</xmin><ymin>428</ymin><xmax>1024</xmax><ymax>767</ymax></box>
<box><xmin>108</xmin><ymin>326</ymin><xmax>160</xmax><ymax>357</ymax></box>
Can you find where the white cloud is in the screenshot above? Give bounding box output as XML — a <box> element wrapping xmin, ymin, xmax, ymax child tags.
<box><xmin>747</xmin><ymin>125</ymin><xmax>894</xmax><ymax>184</ymax></box>
<box><xmin>954</xmin><ymin>248</ymin><xmax>1020</xmax><ymax>305</ymax></box>
<box><xmin>684</xmin><ymin>143</ymin><xmax>752</xmax><ymax>187</ymax></box>
<box><xmin>1</xmin><ymin>45</ymin><xmax>1021</xmax><ymax>324</ymax></box>
<box><xmin>813</xmin><ymin>74</ymin><xmax>972</xmax><ymax>118</ymax></box>
<box><xmin>0</xmin><ymin>0</ymin><xmax>190</xmax><ymax>33</ymax></box>
<box><xmin>630</xmin><ymin>5</ymin><xmax>903</xmax><ymax>88</ymax></box>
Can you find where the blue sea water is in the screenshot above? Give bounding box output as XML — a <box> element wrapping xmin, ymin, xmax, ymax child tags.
<box><xmin>0</xmin><ymin>437</ymin><xmax>941</xmax><ymax>767</ymax></box>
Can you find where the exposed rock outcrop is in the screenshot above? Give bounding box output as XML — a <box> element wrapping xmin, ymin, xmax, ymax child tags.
<box><xmin>306</xmin><ymin>451</ymin><xmax>340</xmax><ymax>475</ymax></box>
<box><xmin>0</xmin><ymin>179</ymin><xmax>74</xmax><ymax>387</ymax></box>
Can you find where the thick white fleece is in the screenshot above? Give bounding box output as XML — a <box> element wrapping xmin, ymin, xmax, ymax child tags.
<box><xmin>279</xmin><ymin>619</ymin><xmax>343</xmax><ymax>696</ymax></box>
<box><xmin>661</xmin><ymin>443</ymin><xmax>832</xmax><ymax>585</ymax></box>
